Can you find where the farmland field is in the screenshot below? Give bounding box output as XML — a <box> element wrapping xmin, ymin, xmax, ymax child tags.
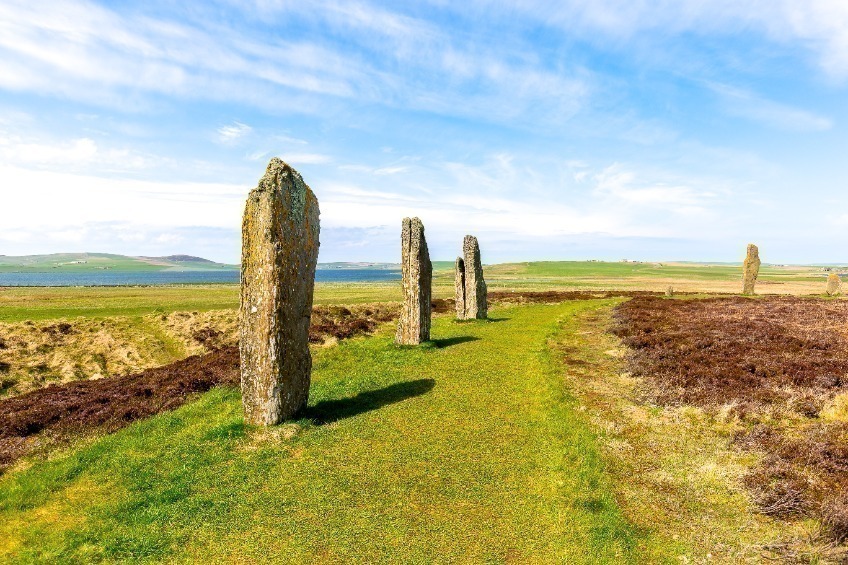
<box><xmin>0</xmin><ymin>260</ymin><xmax>838</xmax><ymax>322</ymax></box>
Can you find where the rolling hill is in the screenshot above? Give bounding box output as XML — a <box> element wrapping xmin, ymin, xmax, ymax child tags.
<box><xmin>0</xmin><ymin>253</ymin><xmax>238</xmax><ymax>273</ymax></box>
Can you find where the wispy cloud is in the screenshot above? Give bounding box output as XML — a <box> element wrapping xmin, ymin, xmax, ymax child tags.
<box><xmin>0</xmin><ymin>0</ymin><xmax>590</xmax><ymax>127</ymax></box>
<box><xmin>217</xmin><ymin>122</ymin><xmax>252</xmax><ymax>143</ymax></box>
<box><xmin>709</xmin><ymin>83</ymin><xmax>832</xmax><ymax>131</ymax></box>
<box><xmin>0</xmin><ymin>164</ymin><xmax>248</xmax><ymax>230</ymax></box>
<box><xmin>0</xmin><ymin>131</ymin><xmax>153</xmax><ymax>171</ymax></box>
<box><xmin>449</xmin><ymin>0</ymin><xmax>848</xmax><ymax>79</ymax></box>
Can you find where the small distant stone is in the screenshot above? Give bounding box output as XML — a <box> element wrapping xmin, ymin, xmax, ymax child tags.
<box><xmin>742</xmin><ymin>243</ymin><xmax>760</xmax><ymax>295</ymax></box>
<box><xmin>827</xmin><ymin>273</ymin><xmax>841</xmax><ymax>296</ymax></box>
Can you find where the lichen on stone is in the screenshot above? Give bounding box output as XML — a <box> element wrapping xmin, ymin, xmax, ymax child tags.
<box><xmin>396</xmin><ymin>217</ymin><xmax>432</xmax><ymax>344</ymax></box>
<box><xmin>240</xmin><ymin>158</ymin><xmax>320</xmax><ymax>426</ymax></box>
<box><xmin>742</xmin><ymin>243</ymin><xmax>760</xmax><ymax>296</ymax></box>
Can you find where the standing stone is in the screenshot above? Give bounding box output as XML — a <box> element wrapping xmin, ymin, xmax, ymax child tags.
<box><xmin>455</xmin><ymin>257</ymin><xmax>466</xmax><ymax>319</ymax></box>
<box><xmin>827</xmin><ymin>273</ymin><xmax>841</xmax><ymax>296</ymax></box>
<box><xmin>240</xmin><ymin>158</ymin><xmax>320</xmax><ymax>426</ymax></box>
<box><xmin>742</xmin><ymin>243</ymin><xmax>760</xmax><ymax>295</ymax></box>
<box><xmin>396</xmin><ymin>217</ymin><xmax>432</xmax><ymax>344</ymax></box>
<box><xmin>462</xmin><ymin>235</ymin><xmax>488</xmax><ymax>319</ymax></box>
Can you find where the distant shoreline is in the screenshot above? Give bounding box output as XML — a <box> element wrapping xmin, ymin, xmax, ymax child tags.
<box><xmin>0</xmin><ymin>268</ymin><xmax>401</xmax><ymax>287</ymax></box>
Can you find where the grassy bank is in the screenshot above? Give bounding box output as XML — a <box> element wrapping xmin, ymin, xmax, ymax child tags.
<box><xmin>0</xmin><ymin>303</ymin><xmax>651</xmax><ymax>563</ymax></box>
<box><xmin>554</xmin><ymin>304</ymin><xmax>809</xmax><ymax>561</ymax></box>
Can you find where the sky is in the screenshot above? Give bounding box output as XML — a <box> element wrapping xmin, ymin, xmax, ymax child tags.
<box><xmin>0</xmin><ymin>0</ymin><xmax>847</xmax><ymax>264</ymax></box>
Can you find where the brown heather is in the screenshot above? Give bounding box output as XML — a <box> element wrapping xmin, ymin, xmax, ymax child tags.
<box><xmin>612</xmin><ymin>295</ymin><xmax>848</xmax><ymax>413</ymax></box>
<box><xmin>613</xmin><ymin>295</ymin><xmax>848</xmax><ymax>543</ymax></box>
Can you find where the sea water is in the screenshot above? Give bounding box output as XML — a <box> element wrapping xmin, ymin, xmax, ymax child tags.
<box><xmin>0</xmin><ymin>269</ymin><xmax>400</xmax><ymax>287</ymax></box>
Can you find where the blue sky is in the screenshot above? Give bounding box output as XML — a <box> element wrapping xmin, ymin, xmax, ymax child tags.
<box><xmin>1</xmin><ymin>1</ymin><xmax>847</xmax><ymax>264</ymax></box>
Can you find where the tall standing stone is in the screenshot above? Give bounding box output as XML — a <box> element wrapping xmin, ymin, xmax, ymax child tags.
<box><xmin>462</xmin><ymin>235</ymin><xmax>488</xmax><ymax>319</ymax></box>
<box><xmin>827</xmin><ymin>272</ymin><xmax>841</xmax><ymax>296</ymax></box>
<box><xmin>455</xmin><ymin>257</ymin><xmax>466</xmax><ymax>319</ymax></box>
<box><xmin>396</xmin><ymin>217</ymin><xmax>432</xmax><ymax>344</ymax></box>
<box><xmin>742</xmin><ymin>243</ymin><xmax>760</xmax><ymax>296</ymax></box>
<box><xmin>240</xmin><ymin>158</ymin><xmax>320</xmax><ymax>426</ymax></box>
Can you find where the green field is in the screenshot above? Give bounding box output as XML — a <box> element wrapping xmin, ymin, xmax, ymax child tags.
<box><xmin>480</xmin><ymin>260</ymin><xmax>827</xmax><ymax>291</ymax></box>
<box><xmin>0</xmin><ymin>253</ymin><xmax>237</xmax><ymax>273</ymax></box>
<box><xmin>0</xmin><ymin>302</ymin><xmax>660</xmax><ymax>562</ymax></box>
<box><xmin>0</xmin><ymin>260</ymin><xmax>834</xmax><ymax>323</ymax></box>
<box><xmin>0</xmin><ymin>285</ymin><xmax>239</xmax><ymax>322</ymax></box>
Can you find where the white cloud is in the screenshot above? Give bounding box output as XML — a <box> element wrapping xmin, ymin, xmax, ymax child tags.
<box><xmin>373</xmin><ymin>166</ymin><xmax>409</xmax><ymax>175</ymax></box>
<box><xmin>709</xmin><ymin>83</ymin><xmax>832</xmax><ymax>131</ymax></box>
<box><xmin>217</xmin><ymin>122</ymin><xmax>252</xmax><ymax>143</ymax></box>
<box><xmin>315</xmin><ymin>155</ymin><xmax>729</xmax><ymax>245</ymax></box>
<box><xmin>0</xmin><ymin>132</ymin><xmax>153</xmax><ymax>171</ymax></box>
<box><xmin>0</xmin><ymin>0</ymin><xmax>590</xmax><ymax>126</ymax></box>
<box><xmin>453</xmin><ymin>0</ymin><xmax>848</xmax><ymax>79</ymax></box>
<box><xmin>0</xmin><ymin>164</ymin><xmax>248</xmax><ymax>230</ymax></box>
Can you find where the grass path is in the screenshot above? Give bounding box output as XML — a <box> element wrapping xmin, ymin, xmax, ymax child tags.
<box><xmin>0</xmin><ymin>301</ymin><xmax>656</xmax><ymax>563</ymax></box>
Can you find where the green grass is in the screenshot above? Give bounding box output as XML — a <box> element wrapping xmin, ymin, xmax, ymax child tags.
<box><xmin>0</xmin><ymin>302</ymin><xmax>661</xmax><ymax>563</ymax></box>
<box><xmin>0</xmin><ymin>286</ymin><xmax>240</xmax><ymax>322</ymax></box>
<box><xmin>499</xmin><ymin>260</ymin><xmax>823</xmax><ymax>282</ymax></box>
<box><xmin>0</xmin><ymin>283</ymin><xmax>451</xmax><ymax>322</ymax></box>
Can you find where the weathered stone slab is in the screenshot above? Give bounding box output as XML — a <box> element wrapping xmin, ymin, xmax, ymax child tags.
<box><xmin>742</xmin><ymin>243</ymin><xmax>760</xmax><ymax>295</ymax></box>
<box><xmin>462</xmin><ymin>235</ymin><xmax>487</xmax><ymax>319</ymax></box>
<box><xmin>455</xmin><ymin>257</ymin><xmax>466</xmax><ymax>319</ymax></box>
<box><xmin>396</xmin><ymin>217</ymin><xmax>432</xmax><ymax>344</ymax></box>
<box><xmin>240</xmin><ymin>158</ymin><xmax>320</xmax><ymax>426</ymax></box>
<box><xmin>827</xmin><ymin>272</ymin><xmax>841</xmax><ymax>296</ymax></box>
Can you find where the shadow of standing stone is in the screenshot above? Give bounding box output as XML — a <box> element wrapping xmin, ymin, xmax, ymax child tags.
<box><xmin>396</xmin><ymin>217</ymin><xmax>432</xmax><ymax>345</ymax></box>
<box><xmin>240</xmin><ymin>158</ymin><xmax>320</xmax><ymax>425</ymax></box>
<box><xmin>302</xmin><ymin>378</ymin><xmax>435</xmax><ymax>425</ymax></box>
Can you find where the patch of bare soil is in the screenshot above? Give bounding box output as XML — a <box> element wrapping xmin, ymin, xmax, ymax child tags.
<box><xmin>613</xmin><ymin>295</ymin><xmax>848</xmax><ymax>545</ymax></box>
<box><xmin>309</xmin><ymin>304</ymin><xmax>398</xmax><ymax>343</ymax></box>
